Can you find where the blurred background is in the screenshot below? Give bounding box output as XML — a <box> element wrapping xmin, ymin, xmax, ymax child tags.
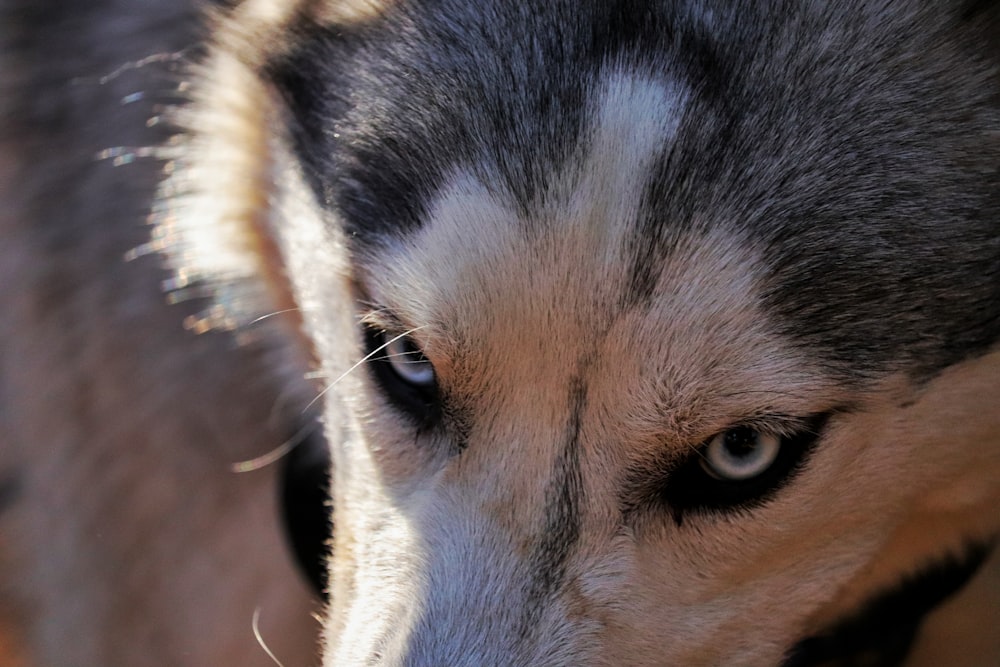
<box><xmin>0</xmin><ymin>1</ymin><xmax>322</xmax><ymax>664</ymax></box>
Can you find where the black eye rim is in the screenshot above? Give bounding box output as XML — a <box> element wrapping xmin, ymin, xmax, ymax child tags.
<box><xmin>362</xmin><ymin>325</ymin><xmax>442</xmax><ymax>428</ymax></box>
<box><xmin>664</xmin><ymin>412</ymin><xmax>832</xmax><ymax>518</ymax></box>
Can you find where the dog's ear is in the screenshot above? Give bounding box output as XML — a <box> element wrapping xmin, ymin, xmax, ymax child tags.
<box><xmin>151</xmin><ymin>0</ymin><xmax>357</xmax><ymax>601</ymax></box>
<box><xmin>152</xmin><ymin>0</ymin><xmax>386</xmax><ymax>334</ymax></box>
<box><xmin>152</xmin><ymin>2</ymin><xmax>291</xmax><ymax>334</ymax></box>
<box><xmin>309</xmin><ymin>0</ymin><xmax>392</xmax><ymax>25</ymax></box>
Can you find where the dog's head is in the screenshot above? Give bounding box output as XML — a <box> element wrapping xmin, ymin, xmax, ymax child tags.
<box><xmin>160</xmin><ymin>1</ymin><xmax>1000</xmax><ymax>664</ymax></box>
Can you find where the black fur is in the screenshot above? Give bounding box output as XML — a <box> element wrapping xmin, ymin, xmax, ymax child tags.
<box><xmin>269</xmin><ymin>1</ymin><xmax>999</xmax><ymax>383</ymax></box>
<box><xmin>520</xmin><ymin>378</ymin><xmax>586</xmax><ymax>640</ymax></box>
<box><xmin>781</xmin><ymin>544</ymin><xmax>994</xmax><ymax>667</ymax></box>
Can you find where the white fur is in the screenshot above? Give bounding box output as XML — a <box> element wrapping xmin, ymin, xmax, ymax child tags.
<box><xmin>315</xmin><ymin>68</ymin><xmax>1000</xmax><ymax>665</ymax></box>
<box><xmin>156</xmin><ymin>7</ymin><xmax>1000</xmax><ymax>665</ymax></box>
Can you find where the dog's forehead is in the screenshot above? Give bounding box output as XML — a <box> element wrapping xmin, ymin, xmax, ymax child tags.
<box><xmin>356</xmin><ymin>70</ymin><xmax>830</xmax><ymax>433</ymax></box>
<box><xmin>361</xmin><ymin>70</ymin><xmax>686</xmax><ymax>327</ymax></box>
<box><xmin>276</xmin><ymin>0</ymin><xmax>999</xmax><ymax>381</ymax></box>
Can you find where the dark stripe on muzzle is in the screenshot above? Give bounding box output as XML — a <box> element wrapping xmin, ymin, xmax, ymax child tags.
<box><xmin>519</xmin><ymin>379</ymin><xmax>587</xmax><ymax>638</ymax></box>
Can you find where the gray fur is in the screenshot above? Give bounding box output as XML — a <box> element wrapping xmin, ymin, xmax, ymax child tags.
<box><xmin>232</xmin><ymin>1</ymin><xmax>1000</xmax><ymax>665</ymax></box>
<box><xmin>272</xmin><ymin>0</ymin><xmax>999</xmax><ymax>380</ymax></box>
<box><xmin>45</xmin><ymin>0</ymin><xmax>996</xmax><ymax>665</ymax></box>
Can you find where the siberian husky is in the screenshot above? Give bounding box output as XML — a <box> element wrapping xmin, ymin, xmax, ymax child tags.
<box><xmin>34</xmin><ymin>0</ymin><xmax>1000</xmax><ymax>665</ymax></box>
<box><xmin>163</xmin><ymin>0</ymin><xmax>1000</xmax><ymax>665</ymax></box>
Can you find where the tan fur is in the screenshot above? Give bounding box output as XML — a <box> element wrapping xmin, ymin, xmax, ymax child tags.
<box><xmin>333</xmin><ymin>151</ymin><xmax>1000</xmax><ymax>663</ymax></box>
<box><xmin>151</xmin><ymin>4</ymin><xmax>1000</xmax><ymax>659</ymax></box>
<box><xmin>8</xmin><ymin>0</ymin><xmax>993</xmax><ymax>664</ymax></box>
<box><xmin>910</xmin><ymin>547</ymin><xmax>1000</xmax><ymax>667</ymax></box>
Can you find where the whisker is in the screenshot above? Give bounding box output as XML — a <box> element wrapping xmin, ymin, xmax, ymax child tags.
<box><xmin>369</xmin><ymin>351</ymin><xmax>426</xmax><ymax>363</ymax></box>
<box><xmin>680</xmin><ymin>440</ymin><xmax>710</xmax><ymax>465</ymax></box>
<box><xmin>248</xmin><ymin>308</ymin><xmax>302</xmax><ymax>326</ymax></box>
<box><xmin>713</xmin><ymin>389</ymin><xmax>805</xmax><ymax>400</ymax></box>
<box><xmin>81</xmin><ymin>50</ymin><xmax>191</xmax><ymax>85</ymax></box>
<box><xmin>230</xmin><ymin>420</ymin><xmax>316</xmax><ymax>473</ymax></box>
<box><xmin>356</xmin><ymin>300</ymin><xmax>390</xmax><ymax>315</ymax></box>
<box><xmin>252</xmin><ymin>607</ymin><xmax>286</xmax><ymax>667</ymax></box>
<box><xmin>303</xmin><ymin>326</ymin><xmax>426</xmax><ymax>414</ymax></box>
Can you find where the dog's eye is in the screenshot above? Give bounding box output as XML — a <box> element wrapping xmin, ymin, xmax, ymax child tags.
<box><xmin>657</xmin><ymin>415</ymin><xmax>829</xmax><ymax>519</ymax></box>
<box><xmin>700</xmin><ymin>427</ymin><xmax>781</xmax><ymax>481</ymax></box>
<box><xmin>363</xmin><ymin>327</ymin><xmax>440</xmax><ymax>426</ymax></box>
<box><xmin>383</xmin><ymin>333</ymin><xmax>436</xmax><ymax>387</ymax></box>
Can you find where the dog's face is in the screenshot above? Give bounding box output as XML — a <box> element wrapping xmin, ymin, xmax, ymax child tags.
<box><xmin>163</xmin><ymin>0</ymin><xmax>1000</xmax><ymax>664</ymax></box>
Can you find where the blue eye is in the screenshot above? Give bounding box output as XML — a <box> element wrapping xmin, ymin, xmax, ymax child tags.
<box><xmin>363</xmin><ymin>327</ymin><xmax>441</xmax><ymax>428</ymax></box>
<box><xmin>652</xmin><ymin>414</ymin><xmax>831</xmax><ymax>521</ymax></box>
<box><xmin>383</xmin><ymin>333</ymin><xmax>436</xmax><ymax>387</ymax></box>
<box><xmin>701</xmin><ymin>427</ymin><xmax>782</xmax><ymax>481</ymax></box>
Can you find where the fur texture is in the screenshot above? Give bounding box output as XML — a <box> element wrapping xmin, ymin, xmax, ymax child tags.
<box><xmin>6</xmin><ymin>0</ymin><xmax>998</xmax><ymax>665</ymax></box>
<box><xmin>161</xmin><ymin>0</ymin><xmax>1000</xmax><ymax>665</ymax></box>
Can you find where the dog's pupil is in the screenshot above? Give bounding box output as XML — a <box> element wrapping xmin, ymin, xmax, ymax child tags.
<box><xmin>724</xmin><ymin>428</ymin><xmax>759</xmax><ymax>457</ymax></box>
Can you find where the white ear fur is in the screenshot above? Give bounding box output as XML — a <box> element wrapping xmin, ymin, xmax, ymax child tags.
<box><xmin>313</xmin><ymin>0</ymin><xmax>391</xmax><ymax>25</ymax></box>
<box><xmin>152</xmin><ymin>0</ymin><xmax>389</xmax><ymax>333</ymax></box>
<box><xmin>151</xmin><ymin>0</ymin><xmax>301</xmax><ymax>333</ymax></box>
<box><xmin>148</xmin><ymin>0</ymin><xmax>339</xmax><ymax>435</ymax></box>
